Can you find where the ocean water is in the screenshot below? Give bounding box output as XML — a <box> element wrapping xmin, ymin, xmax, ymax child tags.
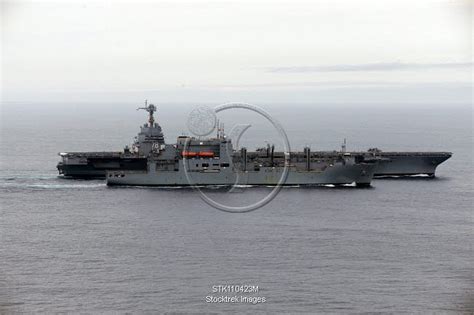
<box><xmin>0</xmin><ymin>102</ymin><xmax>472</xmax><ymax>313</ymax></box>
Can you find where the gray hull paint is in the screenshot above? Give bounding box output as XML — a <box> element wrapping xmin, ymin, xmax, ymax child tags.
<box><xmin>58</xmin><ymin>152</ymin><xmax>452</xmax><ymax>179</ymax></box>
<box><xmin>56</xmin><ymin>105</ymin><xmax>452</xmax><ymax>180</ymax></box>
<box><xmin>373</xmin><ymin>153</ymin><xmax>451</xmax><ymax>176</ymax></box>
<box><xmin>106</xmin><ymin>163</ymin><xmax>376</xmax><ymax>187</ymax></box>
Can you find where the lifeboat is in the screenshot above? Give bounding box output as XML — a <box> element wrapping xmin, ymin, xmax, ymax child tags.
<box><xmin>198</xmin><ymin>151</ymin><xmax>214</xmax><ymax>157</ymax></box>
<box><xmin>181</xmin><ymin>151</ymin><xmax>197</xmax><ymax>157</ymax></box>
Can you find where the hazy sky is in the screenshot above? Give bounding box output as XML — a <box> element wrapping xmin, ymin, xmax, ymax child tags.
<box><xmin>1</xmin><ymin>0</ymin><xmax>472</xmax><ymax>104</ymax></box>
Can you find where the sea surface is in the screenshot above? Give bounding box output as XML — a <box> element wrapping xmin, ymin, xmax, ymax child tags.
<box><xmin>1</xmin><ymin>102</ymin><xmax>472</xmax><ymax>313</ymax></box>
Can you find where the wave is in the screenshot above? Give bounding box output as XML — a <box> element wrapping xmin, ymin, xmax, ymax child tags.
<box><xmin>26</xmin><ymin>183</ymin><xmax>106</xmax><ymax>189</ymax></box>
<box><xmin>1</xmin><ymin>183</ymin><xmax>105</xmax><ymax>189</ymax></box>
<box><xmin>0</xmin><ymin>177</ymin><xmax>106</xmax><ymax>190</ymax></box>
<box><xmin>343</xmin><ymin>182</ymin><xmax>357</xmax><ymax>187</ymax></box>
<box><xmin>1</xmin><ymin>175</ymin><xmax>59</xmax><ymax>181</ymax></box>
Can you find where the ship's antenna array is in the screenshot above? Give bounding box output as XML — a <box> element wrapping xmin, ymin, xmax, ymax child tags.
<box><xmin>137</xmin><ymin>100</ymin><xmax>157</xmax><ymax>127</ymax></box>
<box><xmin>216</xmin><ymin>121</ymin><xmax>225</xmax><ymax>139</ymax></box>
<box><xmin>341</xmin><ymin>138</ymin><xmax>347</xmax><ymax>153</ymax></box>
<box><xmin>216</xmin><ymin>120</ymin><xmax>226</xmax><ymax>139</ymax></box>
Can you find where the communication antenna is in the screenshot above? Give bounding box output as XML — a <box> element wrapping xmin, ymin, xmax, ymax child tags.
<box><xmin>341</xmin><ymin>138</ymin><xmax>347</xmax><ymax>153</ymax></box>
<box><xmin>137</xmin><ymin>100</ymin><xmax>157</xmax><ymax>127</ymax></box>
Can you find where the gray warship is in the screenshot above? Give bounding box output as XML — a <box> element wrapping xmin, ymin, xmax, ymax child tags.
<box><xmin>103</xmin><ymin>103</ymin><xmax>376</xmax><ymax>186</ymax></box>
<box><xmin>339</xmin><ymin>139</ymin><xmax>451</xmax><ymax>177</ymax></box>
<box><xmin>106</xmin><ymin>134</ymin><xmax>377</xmax><ymax>187</ymax></box>
<box><xmin>57</xmin><ymin>102</ymin><xmax>159</xmax><ymax>178</ymax></box>
<box><xmin>57</xmin><ymin>102</ymin><xmax>452</xmax><ymax>180</ymax></box>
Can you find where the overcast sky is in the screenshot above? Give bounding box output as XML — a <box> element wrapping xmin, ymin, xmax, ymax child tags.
<box><xmin>1</xmin><ymin>0</ymin><xmax>472</xmax><ymax>104</ymax></box>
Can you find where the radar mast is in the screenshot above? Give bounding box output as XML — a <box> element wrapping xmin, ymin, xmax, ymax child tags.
<box><xmin>137</xmin><ymin>100</ymin><xmax>157</xmax><ymax>127</ymax></box>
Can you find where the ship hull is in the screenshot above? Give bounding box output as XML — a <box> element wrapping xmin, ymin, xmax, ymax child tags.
<box><xmin>106</xmin><ymin>163</ymin><xmax>376</xmax><ymax>187</ymax></box>
<box><xmin>57</xmin><ymin>153</ymin><xmax>147</xmax><ymax>178</ymax></box>
<box><xmin>57</xmin><ymin>163</ymin><xmax>108</xmax><ymax>178</ymax></box>
<box><xmin>373</xmin><ymin>153</ymin><xmax>451</xmax><ymax>177</ymax></box>
<box><xmin>58</xmin><ymin>152</ymin><xmax>452</xmax><ymax>179</ymax></box>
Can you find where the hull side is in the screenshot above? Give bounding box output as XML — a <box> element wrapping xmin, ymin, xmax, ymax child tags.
<box><xmin>57</xmin><ymin>163</ymin><xmax>106</xmax><ymax>178</ymax></box>
<box><xmin>106</xmin><ymin>163</ymin><xmax>376</xmax><ymax>187</ymax></box>
<box><xmin>57</xmin><ymin>157</ymin><xmax>147</xmax><ymax>178</ymax></box>
<box><xmin>374</xmin><ymin>154</ymin><xmax>451</xmax><ymax>177</ymax></box>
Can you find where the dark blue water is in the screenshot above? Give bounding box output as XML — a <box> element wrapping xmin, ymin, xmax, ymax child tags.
<box><xmin>1</xmin><ymin>103</ymin><xmax>472</xmax><ymax>313</ymax></box>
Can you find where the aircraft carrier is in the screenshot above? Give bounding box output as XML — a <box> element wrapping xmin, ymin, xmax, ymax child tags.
<box><xmin>57</xmin><ymin>102</ymin><xmax>452</xmax><ymax>181</ymax></box>
<box><xmin>366</xmin><ymin>150</ymin><xmax>451</xmax><ymax>177</ymax></box>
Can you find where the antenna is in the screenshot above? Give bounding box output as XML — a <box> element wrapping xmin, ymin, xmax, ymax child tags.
<box><xmin>137</xmin><ymin>100</ymin><xmax>156</xmax><ymax>127</ymax></box>
<box><xmin>341</xmin><ymin>138</ymin><xmax>347</xmax><ymax>153</ymax></box>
